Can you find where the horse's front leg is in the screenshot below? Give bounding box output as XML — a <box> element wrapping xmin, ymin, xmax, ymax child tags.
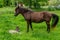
<box><xmin>30</xmin><ymin>22</ymin><xmax>33</xmax><ymax>31</ymax></box>
<box><xmin>27</xmin><ymin>21</ymin><xmax>30</xmax><ymax>32</ymax></box>
<box><xmin>46</xmin><ymin>22</ymin><xmax>50</xmax><ymax>33</ymax></box>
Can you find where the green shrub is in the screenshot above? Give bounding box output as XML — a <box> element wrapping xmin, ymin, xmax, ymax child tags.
<box><xmin>48</xmin><ymin>6</ymin><xmax>56</xmax><ymax>11</ymax></box>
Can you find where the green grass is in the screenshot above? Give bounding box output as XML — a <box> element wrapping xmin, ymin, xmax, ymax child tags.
<box><xmin>0</xmin><ymin>7</ymin><xmax>60</xmax><ymax>40</ymax></box>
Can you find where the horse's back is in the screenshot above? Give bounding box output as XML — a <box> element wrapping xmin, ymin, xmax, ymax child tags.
<box><xmin>42</xmin><ymin>11</ymin><xmax>52</xmax><ymax>21</ymax></box>
<box><xmin>31</xmin><ymin>12</ymin><xmax>44</xmax><ymax>22</ymax></box>
<box><xmin>30</xmin><ymin>11</ymin><xmax>52</xmax><ymax>22</ymax></box>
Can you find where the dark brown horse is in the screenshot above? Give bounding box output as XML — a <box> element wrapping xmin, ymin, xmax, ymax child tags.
<box><xmin>14</xmin><ymin>6</ymin><xmax>59</xmax><ymax>33</ymax></box>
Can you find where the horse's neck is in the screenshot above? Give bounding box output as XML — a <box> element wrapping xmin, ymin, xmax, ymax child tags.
<box><xmin>21</xmin><ymin>12</ymin><xmax>31</xmax><ymax>20</ymax></box>
<box><xmin>21</xmin><ymin>12</ymin><xmax>29</xmax><ymax>17</ymax></box>
<box><xmin>20</xmin><ymin>7</ymin><xmax>33</xmax><ymax>13</ymax></box>
<box><xmin>21</xmin><ymin>13</ymin><xmax>27</xmax><ymax>17</ymax></box>
<box><xmin>20</xmin><ymin>8</ymin><xmax>33</xmax><ymax>19</ymax></box>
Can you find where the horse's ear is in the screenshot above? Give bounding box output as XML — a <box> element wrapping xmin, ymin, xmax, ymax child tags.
<box><xmin>16</xmin><ymin>2</ymin><xmax>23</xmax><ymax>8</ymax></box>
<box><xmin>18</xmin><ymin>3</ymin><xmax>23</xmax><ymax>7</ymax></box>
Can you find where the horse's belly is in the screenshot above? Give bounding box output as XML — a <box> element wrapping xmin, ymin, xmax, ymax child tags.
<box><xmin>31</xmin><ymin>19</ymin><xmax>44</xmax><ymax>23</ymax></box>
<box><xmin>32</xmin><ymin>20</ymin><xmax>44</xmax><ymax>23</ymax></box>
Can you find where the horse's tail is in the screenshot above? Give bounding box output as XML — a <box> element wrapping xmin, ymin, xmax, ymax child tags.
<box><xmin>51</xmin><ymin>14</ymin><xmax>59</xmax><ymax>28</ymax></box>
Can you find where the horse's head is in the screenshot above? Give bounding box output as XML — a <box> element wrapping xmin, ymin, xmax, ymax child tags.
<box><xmin>14</xmin><ymin>3</ymin><xmax>24</xmax><ymax>16</ymax></box>
<box><xmin>14</xmin><ymin>3</ymin><xmax>31</xmax><ymax>16</ymax></box>
<box><xmin>14</xmin><ymin>6</ymin><xmax>20</xmax><ymax>16</ymax></box>
<box><xmin>14</xmin><ymin>6</ymin><xmax>29</xmax><ymax>16</ymax></box>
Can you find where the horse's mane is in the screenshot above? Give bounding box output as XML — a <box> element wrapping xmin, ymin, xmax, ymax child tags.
<box><xmin>21</xmin><ymin>7</ymin><xmax>33</xmax><ymax>12</ymax></box>
<box><xmin>17</xmin><ymin>6</ymin><xmax>33</xmax><ymax>12</ymax></box>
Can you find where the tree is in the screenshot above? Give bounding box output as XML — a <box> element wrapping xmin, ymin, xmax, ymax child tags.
<box><xmin>0</xmin><ymin>0</ymin><xmax>49</xmax><ymax>8</ymax></box>
<box><xmin>4</xmin><ymin>0</ymin><xmax>11</xmax><ymax>6</ymax></box>
<box><xmin>0</xmin><ymin>0</ymin><xmax>4</xmax><ymax>7</ymax></box>
<box><xmin>22</xmin><ymin>0</ymin><xmax>48</xmax><ymax>8</ymax></box>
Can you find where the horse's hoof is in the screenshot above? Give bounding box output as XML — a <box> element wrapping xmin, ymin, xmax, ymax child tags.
<box><xmin>48</xmin><ymin>32</ymin><xmax>50</xmax><ymax>33</ymax></box>
<box><xmin>32</xmin><ymin>29</ymin><xmax>33</xmax><ymax>31</ymax></box>
<box><xmin>47</xmin><ymin>31</ymin><xmax>50</xmax><ymax>33</ymax></box>
<box><xmin>47</xmin><ymin>30</ymin><xmax>50</xmax><ymax>33</ymax></box>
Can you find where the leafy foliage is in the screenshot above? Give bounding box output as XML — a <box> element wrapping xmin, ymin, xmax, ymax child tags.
<box><xmin>0</xmin><ymin>0</ymin><xmax>4</xmax><ymax>7</ymax></box>
<box><xmin>0</xmin><ymin>0</ymin><xmax>48</xmax><ymax>8</ymax></box>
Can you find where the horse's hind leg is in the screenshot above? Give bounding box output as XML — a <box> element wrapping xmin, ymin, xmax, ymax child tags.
<box><xmin>46</xmin><ymin>21</ymin><xmax>50</xmax><ymax>33</ymax></box>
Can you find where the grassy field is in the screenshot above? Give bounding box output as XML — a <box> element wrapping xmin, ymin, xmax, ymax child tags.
<box><xmin>0</xmin><ymin>7</ymin><xmax>60</xmax><ymax>40</ymax></box>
